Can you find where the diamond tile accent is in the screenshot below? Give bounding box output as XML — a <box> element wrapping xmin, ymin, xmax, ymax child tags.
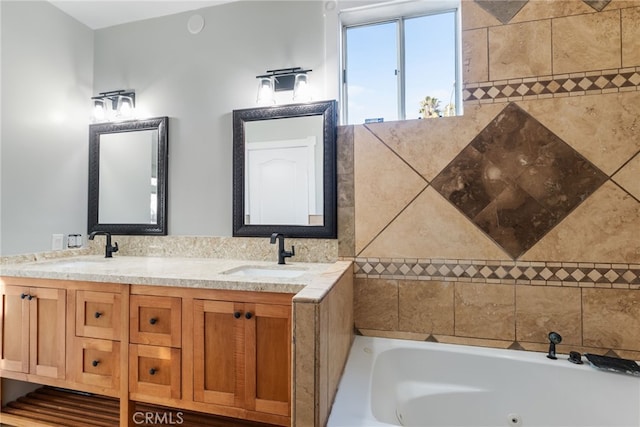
<box><xmin>464</xmin><ymin>69</ymin><xmax>640</xmax><ymax>103</ymax></box>
<box><xmin>583</xmin><ymin>0</ymin><xmax>611</xmax><ymax>12</ymax></box>
<box><xmin>431</xmin><ymin>103</ymin><xmax>608</xmax><ymax>259</ymax></box>
<box><xmin>475</xmin><ymin>0</ymin><xmax>529</xmax><ymax>24</ymax></box>
<box><xmin>354</xmin><ymin>258</ymin><xmax>640</xmax><ymax>287</ymax></box>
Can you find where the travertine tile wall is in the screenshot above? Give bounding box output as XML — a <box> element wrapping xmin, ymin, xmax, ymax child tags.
<box><xmin>339</xmin><ymin>0</ymin><xmax>640</xmax><ymax>359</ymax></box>
<box><xmin>292</xmin><ymin>265</ymin><xmax>353</xmax><ymax>427</ymax></box>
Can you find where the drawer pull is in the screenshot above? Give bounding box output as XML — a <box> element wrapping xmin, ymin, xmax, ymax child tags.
<box><xmin>233</xmin><ymin>311</ymin><xmax>241</xmax><ymax>319</ymax></box>
<box><xmin>149</xmin><ymin>317</ymin><xmax>158</xmax><ymax>325</ymax></box>
<box><xmin>149</xmin><ymin>368</ymin><xmax>157</xmax><ymax>375</ymax></box>
<box><xmin>92</xmin><ymin>360</ymin><xmax>100</xmax><ymax>367</ymax></box>
<box><xmin>20</xmin><ymin>293</ymin><xmax>28</xmax><ymax>299</ymax></box>
<box><xmin>94</xmin><ymin>312</ymin><xmax>102</xmax><ymax>318</ymax></box>
<box><xmin>245</xmin><ymin>312</ymin><xmax>253</xmax><ymax>320</ymax></box>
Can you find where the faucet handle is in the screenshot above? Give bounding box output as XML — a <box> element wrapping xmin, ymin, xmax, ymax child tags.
<box><xmin>291</xmin><ymin>245</ymin><xmax>295</xmax><ymax>256</ymax></box>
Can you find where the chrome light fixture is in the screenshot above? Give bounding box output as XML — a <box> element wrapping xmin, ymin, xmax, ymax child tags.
<box><xmin>256</xmin><ymin>77</ymin><xmax>275</xmax><ymax>105</ymax></box>
<box><xmin>255</xmin><ymin>67</ymin><xmax>312</xmax><ymax>104</ymax></box>
<box><xmin>91</xmin><ymin>90</ymin><xmax>136</xmax><ymax>122</ymax></box>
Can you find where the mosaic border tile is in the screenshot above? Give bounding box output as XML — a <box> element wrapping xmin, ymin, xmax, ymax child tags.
<box><xmin>354</xmin><ymin>257</ymin><xmax>640</xmax><ymax>288</ymax></box>
<box><xmin>463</xmin><ymin>67</ymin><xmax>640</xmax><ymax>104</ymax></box>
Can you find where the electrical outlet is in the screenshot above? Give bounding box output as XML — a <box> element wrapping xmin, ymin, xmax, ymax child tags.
<box><xmin>51</xmin><ymin>234</ymin><xmax>64</xmax><ymax>250</ymax></box>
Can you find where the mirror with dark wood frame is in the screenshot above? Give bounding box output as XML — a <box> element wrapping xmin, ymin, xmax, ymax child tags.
<box><xmin>232</xmin><ymin>100</ymin><xmax>337</xmax><ymax>238</ymax></box>
<box><xmin>88</xmin><ymin>116</ymin><xmax>169</xmax><ymax>235</ymax></box>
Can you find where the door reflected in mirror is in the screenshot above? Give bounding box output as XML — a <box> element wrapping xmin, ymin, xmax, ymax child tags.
<box><xmin>233</xmin><ymin>101</ymin><xmax>337</xmax><ymax>238</ymax></box>
<box><xmin>244</xmin><ymin>115</ymin><xmax>324</xmax><ymax>226</ymax></box>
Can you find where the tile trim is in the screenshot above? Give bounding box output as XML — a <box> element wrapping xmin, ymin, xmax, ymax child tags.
<box><xmin>463</xmin><ymin>67</ymin><xmax>640</xmax><ymax>104</ymax></box>
<box><xmin>354</xmin><ymin>257</ymin><xmax>640</xmax><ymax>288</ymax></box>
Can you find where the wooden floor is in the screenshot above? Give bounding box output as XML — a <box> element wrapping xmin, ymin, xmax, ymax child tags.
<box><xmin>1</xmin><ymin>387</ymin><xmax>279</xmax><ymax>427</ymax></box>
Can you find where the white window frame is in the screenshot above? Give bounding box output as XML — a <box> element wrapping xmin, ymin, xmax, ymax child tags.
<box><xmin>339</xmin><ymin>0</ymin><xmax>462</xmax><ymax>125</ymax></box>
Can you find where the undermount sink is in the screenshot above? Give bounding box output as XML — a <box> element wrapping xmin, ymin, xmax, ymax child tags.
<box><xmin>224</xmin><ymin>265</ymin><xmax>307</xmax><ymax>279</ymax></box>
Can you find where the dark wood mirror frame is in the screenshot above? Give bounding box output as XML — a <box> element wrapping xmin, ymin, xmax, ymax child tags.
<box><xmin>232</xmin><ymin>100</ymin><xmax>337</xmax><ymax>238</ymax></box>
<box><xmin>88</xmin><ymin>116</ymin><xmax>169</xmax><ymax>235</ymax></box>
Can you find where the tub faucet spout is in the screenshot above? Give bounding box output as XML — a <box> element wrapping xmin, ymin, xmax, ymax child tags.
<box><xmin>270</xmin><ymin>233</ymin><xmax>295</xmax><ymax>265</ymax></box>
<box><xmin>88</xmin><ymin>231</ymin><xmax>118</xmax><ymax>258</ymax></box>
<box><xmin>546</xmin><ymin>331</ymin><xmax>562</xmax><ymax>360</ymax></box>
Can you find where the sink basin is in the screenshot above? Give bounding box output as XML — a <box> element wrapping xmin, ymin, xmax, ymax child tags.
<box><xmin>224</xmin><ymin>265</ymin><xmax>307</xmax><ymax>279</ymax></box>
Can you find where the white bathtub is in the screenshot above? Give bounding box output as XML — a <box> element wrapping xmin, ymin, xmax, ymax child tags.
<box><xmin>327</xmin><ymin>336</ymin><xmax>640</xmax><ymax>427</ymax></box>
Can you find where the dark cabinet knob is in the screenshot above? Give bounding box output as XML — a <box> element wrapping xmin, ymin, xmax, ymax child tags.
<box><xmin>27</xmin><ymin>295</ymin><xmax>34</xmax><ymax>300</ymax></box>
<box><xmin>149</xmin><ymin>368</ymin><xmax>157</xmax><ymax>375</ymax></box>
<box><xmin>94</xmin><ymin>312</ymin><xmax>102</xmax><ymax>318</ymax></box>
<box><xmin>245</xmin><ymin>312</ymin><xmax>253</xmax><ymax>320</ymax></box>
<box><xmin>92</xmin><ymin>360</ymin><xmax>100</xmax><ymax>367</ymax></box>
<box><xmin>20</xmin><ymin>293</ymin><xmax>28</xmax><ymax>299</ymax></box>
<box><xmin>233</xmin><ymin>311</ymin><xmax>241</xmax><ymax>319</ymax></box>
<box><xmin>149</xmin><ymin>317</ymin><xmax>157</xmax><ymax>325</ymax></box>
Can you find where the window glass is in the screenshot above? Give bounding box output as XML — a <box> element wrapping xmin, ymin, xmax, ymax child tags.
<box><xmin>405</xmin><ymin>11</ymin><xmax>456</xmax><ymax>120</ymax></box>
<box><xmin>342</xmin><ymin>6</ymin><xmax>459</xmax><ymax>125</ymax></box>
<box><xmin>345</xmin><ymin>22</ymin><xmax>398</xmax><ymax>125</ymax></box>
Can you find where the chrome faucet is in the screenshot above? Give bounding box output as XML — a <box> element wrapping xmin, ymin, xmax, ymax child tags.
<box><xmin>88</xmin><ymin>231</ymin><xmax>119</xmax><ymax>258</ymax></box>
<box><xmin>270</xmin><ymin>233</ymin><xmax>295</xmax><ymax>265</ymax></box>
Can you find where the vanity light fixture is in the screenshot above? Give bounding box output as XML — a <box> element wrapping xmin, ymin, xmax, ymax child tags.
<box><xmin>255</xmin><ymin>67</ymin><xmax>312</xmax><ymax>104</ymax></box>
<box><xmin>91</xmin><ymin>89</ymin><xmax>136</xmax><ymax>122</ymax></box>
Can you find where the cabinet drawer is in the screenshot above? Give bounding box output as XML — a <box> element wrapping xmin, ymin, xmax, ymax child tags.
<box><xmin>74</xmin><ymin>338</ymin><xmax>120</xmax><ymax>391</ymax></box>
<box><xmin>76</xmin><ymin>290</ymin><xmax>122</xmax><ymax>341</ymax></box>
<box><xmin>130</xmin><ymin>295</ymin><xmax>181</xmax><ymax>347</ymax></box>
<box><xmin>129</xmin><ymin>344</ymin><xmax>181</xmax><ymax>400</ymax></box>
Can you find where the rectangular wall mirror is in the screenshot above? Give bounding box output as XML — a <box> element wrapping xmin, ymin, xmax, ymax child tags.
<box><xmin>88</xmin><ymin>117</ymin><xmax>169</xmax><ymax>235</ymax></box>
<box><xmin>232</xmin><ymin>100</ymin><xmax>337</xmax><ymax>238</ymax></box>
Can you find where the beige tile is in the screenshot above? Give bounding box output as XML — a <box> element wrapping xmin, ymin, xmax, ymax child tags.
<box><xmin>354</xmin><ymin>278</ymin><xmax>398</xmax><ymax>331</ymax></box>
<box><xmin>433</xmin><ymin>334</ymin><xmax>513</xmax><ymax>350</ymax></box>
<box><xmin>461</xmin><ymin>0</ymin><xmax>501</xmax><ymax>30</ymax></box>
<box><xmin>489</xmin><ymin>20</ymin><xmax>552</xmax><ymax>81</ymax></box>
<box><xmin>318</xmin><ymin>300</ymin><xmax>329</xmax><ymax>427</ymax></box>
<box><xmin>463</xmin><ymin>28</ymin><xmax>488</xmax><ymax>84</ymax></box>
<box><xmin>583</xmin><ymin>288</ymin><xmax>640</xmax><ymax>351</ymax></box>
<box><xmin>361</xmin><ymin>187</ymin><xmax>509</xmax><ymax>260</ymax></box>
<box><xmin>515</xmin><ymin>286</ymin><xmax>581</xmax><ymax>345</ymax></box>
<box><xmin>399</xmin><ymin>280</ymin><xmax>454</xmax><ymax>335</ymax></box>
<box><xmin>613</xmin><ymin>152</ymin><xmax>640</xmax><ymax>200</ymax></box>
<box><xmin>454</xmin><ymin>281</ymin><xmax>515</xmax><ymax>340</ymax></box>
<box><xmin>292</xmin><ymin>302</ymin><xmax>317</xmax><ymax>427</ymax></box>
<box><xmin>521</xmin><ymin>182</ymin><xmax>640</xmax><ymax>264</ymax></box>
<box><xmin>358</xmin><ymin>329</ymin><xmax>429</xmax><ymax>341</ymax></box>
<box><xmin>366</xmin><ymin>103</ymin><xmax>505</xmax><ymax>181</ymax></box>
<box><xmin>326</xmin><ymin>270</ymin><xmax>354</xmax><ymax>401</ymax></box>
<box><xmin>622</xmin><ymin>7</ymin><xmax>640</xmax><ymax>69</ymax></box>
<box><xmin>519</xmin><ymin>91</ymin><xmax>640</xmax><ymax>175</ymax></box>
<box><xmin>354</xmin><ymin>126</ymin><xmax>426</xmax><ymax>255</ymax></box>
<box><xmin>552</xmin><ymin>10</ymin><xmax>621</xmax><ymax>74</ymax></box>
<box><xmin>510</xmin><ymin>0</ymin><xmax>593</xmax><ymax>23</ymax></box>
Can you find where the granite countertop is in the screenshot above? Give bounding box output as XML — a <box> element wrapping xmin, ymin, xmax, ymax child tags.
<box><xmin>0</xmin><ymin>255</ymin><xmax>352</xmax><ymax>300</ymax></box>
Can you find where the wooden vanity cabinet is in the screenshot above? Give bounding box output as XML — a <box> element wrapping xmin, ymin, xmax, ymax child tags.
<box><xmin>0</xmin><ymin>281</ymin><xmax>66</xmax><ymax>380</ymax></box>
<box><xmin>71</xmin><ymin>288</ymin><xmax>126</xmax><ymax>393</ymax></box>
<box><xmin>129</xmin><ymin>294</ymin><xmax>182</xmax><ymax>400</ymax></box>
<box><xmin>192</xmin><ymin>296</ymin><xmax>292</xmax><ymax>419</ymax></box>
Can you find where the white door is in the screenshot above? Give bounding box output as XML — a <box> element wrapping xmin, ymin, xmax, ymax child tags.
<box><xmin>246</xmin><ymin>137</ymin><xmax>315</xmax><ymax>225</ymax></box>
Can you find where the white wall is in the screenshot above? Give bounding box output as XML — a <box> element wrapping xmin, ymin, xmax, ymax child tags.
<box><xmin>0</xmin><ymin>0</ymin><xmax>341</xmax><ymax>255</ymax></box>
<box><xmin>93</xmin><ymin>1</ymin><xmax>339</xmax><ymax>236</ymax></box>
<box><xmin>0</xmin><ymin>1</ymin><xmax>93</xmax><ymax>255</ymax></box>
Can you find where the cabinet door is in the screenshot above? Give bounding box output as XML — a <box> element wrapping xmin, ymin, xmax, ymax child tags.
<box><xmin>245</xmin><ymin>303</ymin><xmax>291</xmax><ymax>417</ymax></box>
<box><xmin>30</xmin><ymin>287</ymin><xmax>66</xmax><ymax>378</ymax></box>
<box><xmin>0</xmin><ymin>286</ymin><xmax>30</xmax><ymax>373</ymax></box>
<box><xmin>130</xmin><ymin>344</ymin><xmax>181</xmax><ymax>400</ymax></box>
<box><xmin>193</xmin><ymin>299</ymin><xmax>244</xmax><ymax>407</ymax></box>
<box><xmin>130</xmin><ymin>295</ymin><xmax>181</xmax><ymax>347</ymax></box>
<box><xmin>74</xmin><ymin>337</ymin><xmax>120</xmax><ymax>390</ymax></box>
<box><xmin>76</xmin><ymin>290</ymin><xmax>121</xmax><ymax>341</ymax></box>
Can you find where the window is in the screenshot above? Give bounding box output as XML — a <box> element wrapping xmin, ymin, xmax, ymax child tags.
<box><xmin>341</xmin><ymin>1</ymin><xmax>461</xmax><ymax>125</ymax></box>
